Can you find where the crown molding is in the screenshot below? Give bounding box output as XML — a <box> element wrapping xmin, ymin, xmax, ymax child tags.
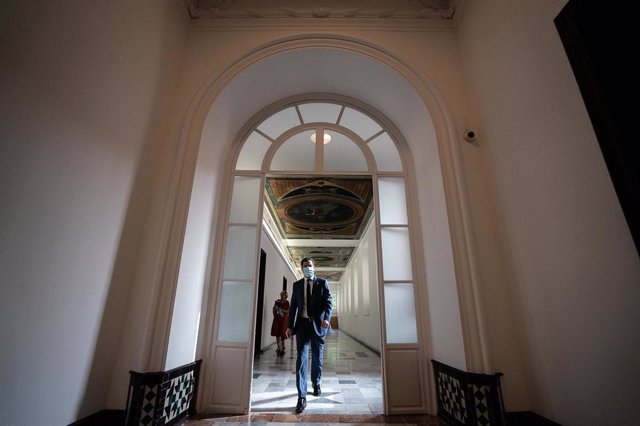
<box><xmin>450</xmin><ymin>0</ymin><xmax>469</xmax><ymax>29</ymax></box>
<box><xmin>177</xmin><ymin>0</ymin><xmax>465</xmax><ymax>22</ymax></box>
<box><xmin>186</xmin><ymin>0</ymin><xmax>459</xmax><ymax>19</ymax></box>
<box><xmin>183</xmin><ymin>0</ymin><xmax>460</xmax><ymax>32</ymax></box>
<box><xmin>188</xmin><ymin>16</ymin><xmax>456</xmax><ymax>31</ymax></box>
<box><xmin>174</xmin><ymin>0</ymin><xmax>193</xmax><ymax>23</ymax></box>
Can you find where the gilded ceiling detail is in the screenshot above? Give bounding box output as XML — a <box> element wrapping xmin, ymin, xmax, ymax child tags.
<box><xmin>317</xmin><ymin>270</ymin><xmax>346</xmax><ymax>282</ymax></box>
<box><xmin>287</xmin><ymin>247</ymin><xmax>355</xmax><ymax>268</ymax></box>
<box><xmin>265</xmin><ymin>176</ymin><xmax>373</xmax><ymax>240</ymax></box>
<box><xmin>265</xmin><ymin>176</ymin><xmax>374</xmax><ymax>281</ymax></box>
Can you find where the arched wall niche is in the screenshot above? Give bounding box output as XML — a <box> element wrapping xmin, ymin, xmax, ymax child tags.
<box><xmin>157</xmin><ymin>35</ymin><xmax>487</xmax><ymax>413</ymax></box>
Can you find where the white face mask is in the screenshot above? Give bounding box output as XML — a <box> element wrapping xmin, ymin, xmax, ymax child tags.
<box><xmin>303</xmin><ymin>266</ymin><xmax>314</xmax><ymax>278</ymax></box>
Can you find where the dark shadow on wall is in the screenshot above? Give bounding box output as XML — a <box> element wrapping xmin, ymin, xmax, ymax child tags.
<box><xmin>77</xmin><ymin>5</ymin><xmax>188</xmax><ymax>421</ymax></box>
<box><xmin>555</xmin><ymin>0</ymin><xmax>640</xmax><ymax>257</ymax></box>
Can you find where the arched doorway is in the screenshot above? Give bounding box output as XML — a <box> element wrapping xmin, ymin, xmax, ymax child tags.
<box><xmin>199</xmin><ymin>94</ymin><xmax>429</xmax><ymax>414</ymax></box>
<box><xmin>161</xmin><ymin>38</ymin><xmax>476</xmax><ymax>419</ymax></box>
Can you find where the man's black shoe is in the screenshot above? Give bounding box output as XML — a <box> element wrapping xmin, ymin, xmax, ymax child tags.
<box><xmin>313</xmin><ymin>384</ymin><xmax>321</xmax><ymax>396</ymax></box>
<box><xmin>295</xmin><ymin>398</ymin><xmax>306</xmax><ymax>413</ymax></box>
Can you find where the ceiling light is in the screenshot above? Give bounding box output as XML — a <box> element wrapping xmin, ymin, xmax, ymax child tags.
<box><xmin>310</xmin><ymin>132</ymin><xmax>331</xmax><ymax>144</ymax></box>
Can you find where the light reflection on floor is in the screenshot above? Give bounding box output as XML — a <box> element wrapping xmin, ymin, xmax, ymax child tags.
<box><xmin>250</xmin><ymin>330</ymin><xmax>383</xmax><ymax>414</ymax></box>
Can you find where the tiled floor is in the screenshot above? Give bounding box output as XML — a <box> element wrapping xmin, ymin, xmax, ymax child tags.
<box><xmin>250</xmin><ymin>330</ymin><xmax>383</xmax><ymax>414</ymax></box>
<box><xmin>187</xmin><ymin>330</ymin><xmax>444</xmax><ymax>425</ymax></box>
<box><xmin>187</xmin><ymin>412</ymin><xmax>445</xmax><ymax>425</ymax></box>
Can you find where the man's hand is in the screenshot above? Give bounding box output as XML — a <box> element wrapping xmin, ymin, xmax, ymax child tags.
<box><xmin>321</xmin><ymin>320</ymin><xmax>330</xmax><ymax>329</ymax></box>
<box><xmin>286</xmin><ymin>328</ymin><xmax>293</xmax><ymax>338</ymax></box>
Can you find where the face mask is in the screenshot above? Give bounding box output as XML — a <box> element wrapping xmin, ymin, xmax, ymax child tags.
<box><xmin>303</xmin><ymin>266</ymin><xmax>314</xmax><ymax>278</ymax></box>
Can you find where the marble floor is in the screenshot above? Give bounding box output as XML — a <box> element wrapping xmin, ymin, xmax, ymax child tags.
<box><xmin>187</xmin><ymin>330</ymin><xmax>444</xmax><ymax>424</ymax></box>
<box><xmin>250</xmin><ymin>330</ymin><xmax>383</xmax><ymax>414</ymax></box>
<box><xmin>187</xmin><ymin>412</ymin><xmax>445</xmax><ymax>425</ymax></box>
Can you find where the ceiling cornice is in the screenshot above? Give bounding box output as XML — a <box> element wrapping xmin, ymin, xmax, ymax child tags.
<box><xmin>185</xmin><ymin>0</ymin><xmax>459</xmax><ymax>19</ymax></box>
<box><xmin>174</xmin><ymin>0</ymin><xmax>194</xmax><ymax>23</ymax></box>
<box><xmin>188</xmin><ymin>16</ymin><xmax>455</xmax><ymax>31</ymax></box>
<box><xmin>450</xmin><ymin>0</ymin><xmax>469</xmax><ymax>30</ymax></box>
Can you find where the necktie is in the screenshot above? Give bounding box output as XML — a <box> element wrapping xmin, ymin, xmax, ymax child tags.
<box><xmin>306</xmin><ymin>279</ymin><xmax>312</xmax><ymax>317</ymax></box>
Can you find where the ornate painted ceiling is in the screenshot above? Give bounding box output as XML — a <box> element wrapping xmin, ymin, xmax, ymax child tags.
<box><xmin>264</xmin><ymin>176</ymin><xmax>374</xmax><ymax>281</ymax></box>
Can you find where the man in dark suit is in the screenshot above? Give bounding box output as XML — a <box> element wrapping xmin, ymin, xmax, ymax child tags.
<box><xmin>286</xmin><ymin>257</ymin><xmax>332</xmax><ymax>413</ymax></box>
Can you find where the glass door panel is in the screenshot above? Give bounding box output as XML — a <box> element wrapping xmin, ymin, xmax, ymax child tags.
<box><xmin>229</xmin><ymin>176</ymin><xmax>261</xmax><ymax>224</ymax></box>
<box><xmin>224</xmin><ymin>226</ymin><xmax>257</xmax><ymax>280</ymax></box>
<box><xmin>380</xmin><ymin>227</ymin><xmax>413</xmax><ymax>281</ymax></box>
<box><xmin>384</xmin><ymin>283</ymin><xmax>418</xmax><ymax>343</ymax></box>
<box><xmin>217</xmin><ymin>281</ymin><xmax>252</xmax><ymax>341</ymax></box>
<box><xmin>378</xmin><ymin>178</ymin><xmax>408</xmax><ymax>225</ymax></box>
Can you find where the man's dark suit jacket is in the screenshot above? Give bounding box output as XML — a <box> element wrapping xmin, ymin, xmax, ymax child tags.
<box><xmin>287</xmin><ymin>276</ymin><xmax>333</xmax><ymax>337</ymax></box>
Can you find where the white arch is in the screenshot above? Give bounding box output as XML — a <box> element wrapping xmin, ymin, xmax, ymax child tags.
<box><xmin>154</xmin><ymin>35</ymin><xmax>489</xmax><ymax>410</ymax></box>
<box><xmin>231</xmin><ymin>93</ymin><xmax>406</xmax><ymax>174</ymax></box>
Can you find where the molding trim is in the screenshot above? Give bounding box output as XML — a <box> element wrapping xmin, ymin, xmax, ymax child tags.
<box><xmin>188</xmin><ymin>17</ymin><xmax>455</xmax><ymax>31</ymax></box>
<box><xmin>174</xmin><ymin>0</ymin><xmax>193</xmax><ymax>23</ymax></box>
<box><xmin>451</xmin><ymin>0</ymin><xmax>470</xmax><ymax>29</ymax></box>
<box><xmin>186</xmin><ymin>0</ymin><xmax>459</xmax><ymax>20</ymax></box>
<box><xmin>340</xmin><ymin>329</ymin><xmax>381</xmax><ymax>355</ymax></box>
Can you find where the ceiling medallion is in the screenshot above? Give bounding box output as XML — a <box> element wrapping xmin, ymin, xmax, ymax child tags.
<box><xmin>264</xmin><ymin>176</ymin><xmax>373</xmax><ymax>240</ymax></box>
<box><xmin>280</xmin><ymin>195</ymin><xmax>363</xmax><ymax>229</ymax></box>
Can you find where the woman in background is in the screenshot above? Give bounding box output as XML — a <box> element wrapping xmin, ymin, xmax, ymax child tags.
<box><xmin>270</xmin><ymin>291</ymin><xmax>289</xmax><ymax>356</ymax></box>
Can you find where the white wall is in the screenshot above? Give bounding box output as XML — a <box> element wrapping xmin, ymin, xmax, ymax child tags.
<box><xmin>338</xmin><ymin>220</ymin><xmax>381</xmax><ymax>352</ymax></box>
<box><xmin>457</xmin><ymin>1</ymin><xmax>640</xmax><ymax>423</ymax></box>
<box><xmin>259</xmin><ymin>230</ymin><xmax>298</xmax><ymax>352</ymax></box>
<box><xmin>165</xmin><ymin>100</ymin><xmax>221</xmax><ymax>371</ymax></box>
<box><xmin>0</xmin><ymin>1</ymin><xmax>187</xmax><ymax>423</ymax></box>
<box><xmin>164</xmin><ymin>166</ymin><xmax>212</xmax><ymax>369</ymax></box>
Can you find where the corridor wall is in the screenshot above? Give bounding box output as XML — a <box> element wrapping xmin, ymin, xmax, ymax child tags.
<box><xmin>339</xmin><ymin>220</ymin><xmax>381</xmax><ymax>352</ymax></box>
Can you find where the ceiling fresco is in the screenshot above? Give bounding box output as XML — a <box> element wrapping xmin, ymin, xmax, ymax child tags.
<box><xmin>287</xmin><ymin>246</ymin><xmax>355</xmax><ymax>268</ymax></box>
<box><xmin>265</xmin><ymin>176</ymin><xmax>373</xmax><ymax>239</ymax></box>
<box><xmin>317</xmin><ymin>271</ymin><xmax>345</xmax><ymax>282</ymax></box>
<box><xmin>264</xmin><ymin>176</ymin><xmax>374</xmax><ymax>281</ymax></box>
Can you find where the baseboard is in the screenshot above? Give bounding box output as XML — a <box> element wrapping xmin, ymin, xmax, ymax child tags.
<box><xmin>506</xmin><ymin>411</ymin><xmax>561</xmax><ymax>426</ymax></box>
<box><xmin>257</xmin><ymin>341</ymin><xmax>277</xmax><ymax>354</ymax></box>
<box><xmin>339</xmin><ymin>329</ymin><xmax>380</xmax><ymax>355</ymax></box>
<box><xmin>69</xmin><ymin>409</ymin><xmax>125</xmax><ymax>426</ymax></box>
